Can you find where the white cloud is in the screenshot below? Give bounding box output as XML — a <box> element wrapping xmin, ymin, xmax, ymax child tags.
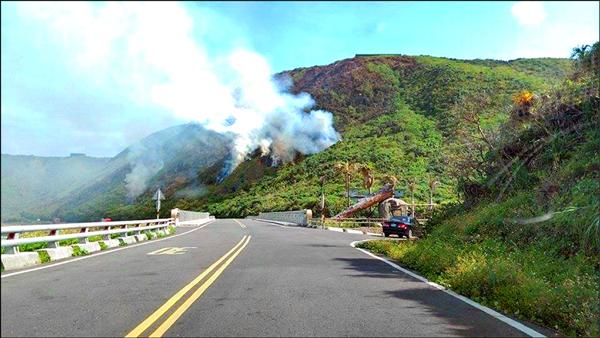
<box><xmin>512</xmin><ymin>22</ymin><xmax>598</xmax><ymax>58</ymax></box>
<box><xmin>511</xmin><ymin>1</ymin><xmax>546</xmax><ymax>28</ymax></box>
<box><xmin>13</xmin><ymin>1</ymin><xmax>340</xmax><ymax>189</ymax></box>
<box><xmin>504</xmin><ymin>2</ymin><xmax>599</xmax><ymax>59</ymax></box>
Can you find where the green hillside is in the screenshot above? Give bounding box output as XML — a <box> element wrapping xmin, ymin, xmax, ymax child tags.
<box><xmin>4</xmin><ymin>55</ymin><xmax>574</xmax><ymax>223</ymax></box>
<box><xmin>358</xmin><ymin>43</ymin><xmax>600</xmax><ymax>336</ymax></box>
<box><xmin>49</xmin><ymin>123</ymin><xmax>231</xmax><ymax>222</ymax></box>
<box><xmin>165</xmin><ymin>55</ymin><xmax>572</xmax><ymax>218</ymax></box>
<box><xmin>1</xmin><ymin>154</ymin><xmax>110</xmax><ymax>223</ymax></box>
<box><xmin>3</xmin><ymin>123</ymin><xmax>232</xmax><ymax>223</ymax></box>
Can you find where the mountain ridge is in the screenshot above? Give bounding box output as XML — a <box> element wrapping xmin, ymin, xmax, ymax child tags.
<box><xmin>1</xmin><ymin>54</ymin><xmax>573</xmax><ymax>222</ymax></box>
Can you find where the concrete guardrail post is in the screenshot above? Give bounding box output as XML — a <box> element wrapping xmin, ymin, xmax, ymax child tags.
<box><xmin>78</xmin><ymin>227</ymin><xmax>90</xmax><ymax>244</ymax></box>
<box><xmin>48</xmin><ymin>229</ymin><xmax>61</xmax><ymax>248</ymax></box>
<box><xmin>171</xmin><ymin>208</ymin><xmax>180</xmax><ymax>226</ymax></box>
<box><xmin>5</xmin><ymin>232</ymin><xmax>19</xmax><ymax>254</ymax></box>
<box><xmin>103</xmin><ymin>226</ymin><xmax>111</xmax><ymax>241</ymax></box>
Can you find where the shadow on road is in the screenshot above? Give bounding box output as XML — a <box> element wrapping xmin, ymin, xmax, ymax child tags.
<box><xmin>335</xmin><ymin>257</ymin><xmax>408</xmax><ymax>279</ymax></box>
<box><xmin>303</xmin><ymin>243</ymin><xmax>343</xmax><ymax>248</ymax></box>
<box><xmin>334</xmin><ymin>256</ymin><xmax>527</xmax><ymax>337</ymax></box>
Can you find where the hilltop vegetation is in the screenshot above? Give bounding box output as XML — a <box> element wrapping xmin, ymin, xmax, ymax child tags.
<box><xmin>167</xmin><ymin>55</ymin><xmax>571</xmax><ymax>218</ymax></box>
<box><xmin>2</xmin><ymin>54</ymin><xmax>575</xmax><ymax>223</ymax></box>
<box><xmin>359</xmin><ymin>43</ymin><xmax>600</xmax><ymax>336</ymax></box>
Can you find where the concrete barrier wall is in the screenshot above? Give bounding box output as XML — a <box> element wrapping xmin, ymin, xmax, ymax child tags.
<box><xmin>171</xmin><ymin>209</ymin><xmax>210</xmax><ymax>222</ymax></box>
<box><xmin>257</xmin><ymin>210</ymin><xmax>312</xmax><ymax>226</ymax></box>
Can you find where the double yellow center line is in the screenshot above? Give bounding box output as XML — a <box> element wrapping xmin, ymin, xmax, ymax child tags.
<box><xmin>233</xmin><ymin>219</ymin><xmax>247</xmax><ymax>228</ymax></box>
<box><xmin>126</xmin><ymin>235</ymin><xmax>251</xmax><ymax>337</ymax></box>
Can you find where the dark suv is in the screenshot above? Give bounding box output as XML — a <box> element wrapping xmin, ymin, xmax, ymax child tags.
<box><xmin>382</xmin><ymin>216</ymin><xmax>414</xmax><ymax>238</ymax></box>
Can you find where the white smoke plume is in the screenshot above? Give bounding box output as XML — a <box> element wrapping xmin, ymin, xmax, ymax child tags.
<box><xmin>124</xmin><ymin>142</ymin><xmax>164</xmax><ymax>200</ymax></box>
<box><xmin>17</xmin><ymin>2</ymin><xmax>340</xmax><ymax>195</ymax></box>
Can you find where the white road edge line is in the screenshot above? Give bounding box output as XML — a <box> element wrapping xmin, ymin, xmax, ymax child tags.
<box><xmin>350</xmin><ymin>239</ymin><xmax>545</xmax><ymax>338</ymax></box>
<box><xmin>252</xmin><ymin>219</ymin><xmax>301</xmax><ymax>229</ymax></box>
<box><xmin>1</xmin><ymin>220</ymin><xmax>215</xmax><ymax>279</ymax></box>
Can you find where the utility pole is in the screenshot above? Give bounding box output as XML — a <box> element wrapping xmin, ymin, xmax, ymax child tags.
<box><xmin>428</xmin><ymin>177</ymin><xmax>439</xmax><ymax>212</ymax></box>
<box><xmin>152</xmin><ymin>188</ymin><xmax>165</xmax><ymax>219</ymax></box>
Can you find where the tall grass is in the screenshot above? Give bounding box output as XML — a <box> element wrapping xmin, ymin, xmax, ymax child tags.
<box><xmin>358</xmin><ymin>237</ymin><xmax>598</xmax><ymax>336</ymax></box>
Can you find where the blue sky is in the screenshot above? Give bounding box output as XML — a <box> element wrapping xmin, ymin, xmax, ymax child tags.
<box><xmin>1</xmin><ymin>1</ymin><xmax>598</xmax><ymax>157</ymax></box>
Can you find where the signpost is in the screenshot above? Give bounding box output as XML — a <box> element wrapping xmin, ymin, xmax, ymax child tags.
<box><xmin>152</xmin><ymin>188</ymin><xmax>165</xmax><ymax>219</ymax></box>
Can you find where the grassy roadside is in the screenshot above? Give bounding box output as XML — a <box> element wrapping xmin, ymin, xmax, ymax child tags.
<box><xmin>356</xmin><ymin>237</ymin><xmax>598</xmax><ymax>336</ymax></box>
<box><xmin>356</xmin><ymin>43</ymin><xmax>600</xmax><ymax>337</ymax></box>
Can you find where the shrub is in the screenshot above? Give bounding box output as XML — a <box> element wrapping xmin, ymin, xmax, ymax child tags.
<box><xmin>58</xmin><ymin>238</ymin><xmax>79</xmax><ymax>246</ymax></box>
<box><xmin>71</xmin><ymin>246</ymin><xmax>89</xmax><ymax>256</ymax></box>
<box><xmin>38</xmin><ymin>250</ymin><xmax>51</xmax><ymax>264</ymax></box>
<box><xmin>88</xmin><ymin>235</ymin><xmax>103</xmax><ymax>242</ymax></box>
<box><xmin>18</xmin><ymin>242</ymin><xmax>48</xmax><ymax>252</ymax></box>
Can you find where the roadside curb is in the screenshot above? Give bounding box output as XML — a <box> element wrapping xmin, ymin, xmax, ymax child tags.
<box><xmin>0</xmin><ymin>252</ymin><xmax>40</xmax><ymax>270</ymax></box>
<box><xmin>350</xmin><ymin>239</ymin><xmax>545</xmax><ymax>338</ymax></box>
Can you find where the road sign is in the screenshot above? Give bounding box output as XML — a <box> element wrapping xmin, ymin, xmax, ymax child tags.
<box><xmin>153</xmin><ymin>188</ymin><xmax>165</xmax><ymax>201</ymax></box>
<box><xmin>153</xmin><ymin>188</ymin><xmax>165</xmax><ymax>218</ymax></box>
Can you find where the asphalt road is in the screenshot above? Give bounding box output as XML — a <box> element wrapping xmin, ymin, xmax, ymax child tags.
<box><xmin>1</xmin><ymin>219</ymin><xmax>540</xmax><ymax>337</ymax></box>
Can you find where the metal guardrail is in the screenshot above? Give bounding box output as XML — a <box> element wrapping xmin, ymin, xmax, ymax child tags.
<box><xmin>1</xmin><ymin>218</ymin><xmax>173</xmax><ymax>254</ymax></box>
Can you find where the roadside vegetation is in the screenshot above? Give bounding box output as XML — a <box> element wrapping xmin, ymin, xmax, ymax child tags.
<box><xmin>358</xmin><ymin>42</ymin><xmax>600</xmax><ymax>336</ymax></box>
<box><xmin>71</xmin><ymin>245</ymin><xmax>89</xmax><ymax>257</ymax></box>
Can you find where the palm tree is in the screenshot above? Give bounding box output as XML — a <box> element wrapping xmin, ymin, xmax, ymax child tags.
<box><xmin>358</xmin><ymin>165</ymin><xmax>375</xmax><ymax>195</ymax></box>
<box><xmin>357</xmin><ymin>165</ymin><xmax>375</xmax><ymax>215</ymax></box>
<box><xmin>428</xmin><ymin>176</ymin><xmax>440</xmax><ymax>211</ymax></box>
<box><xmin>571</xmin><ymin>44</ymin><xmax>592</xmax><ymax>71</ymax></box>
<box><xmin>407</xmin><ymin>178</ymin><xmax>417</xmax><ymax>218</ymax></box>
<box><xmin>334</xmin><ymin>161</ymin><xmax>359</xmax><ymax>207</ymax></box>
<box><xmin>571</xmin><ymin>44</ymin><xmax>590</xmax><ymax>60</ymax></box>
<box><xmin>381</xmin><ymin>174</ymin><xmax>398</xmax><ymax>190</ymax></box>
